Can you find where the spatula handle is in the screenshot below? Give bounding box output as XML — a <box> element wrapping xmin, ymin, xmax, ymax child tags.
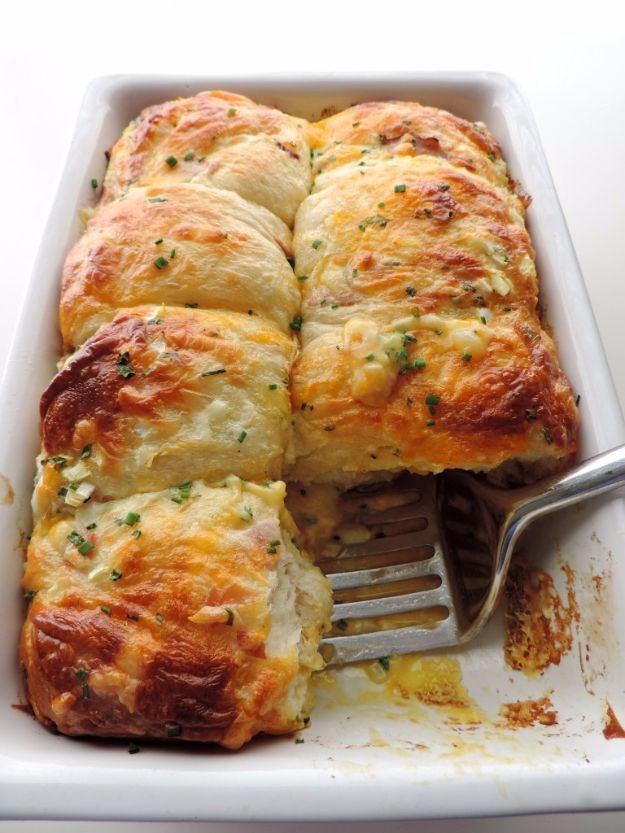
<box><xmin>518</xmin><ymin>444</ymin><xmax>625</xmax><ymax>523</ymax></box>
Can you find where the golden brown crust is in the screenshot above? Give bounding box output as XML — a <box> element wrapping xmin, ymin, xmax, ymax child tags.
<box><xmin>20</xmin><ymin>479</ymin><xmax>331</xmax><ymax>749</ymax></box>
<box><xmin>38</xmin><ymin>307</ymin><xmax>295</xmax><ymax>507</ymax></box>
<box><xmin>101</xmin><ymin>90</ymin><xmax>312</xmax><ymax>225</ymax></box>
<box><xmin>289</xmin><ymin>309</ymin><xmax>578</xmax><ymax>482</ymax></box>
<box><xmin>294</xmin><ymin>156</ymin><xmax>533</xmax><ymax>344</ymax></box>
<box><xmin>309</xmin><ymin>100</ymin><xmax>510</xmax><ymax>189</ymax></box>
<box><xmin>61</xmin><ymin>183</ymin><xmax>297</xmax><ymax>348</ymax></box>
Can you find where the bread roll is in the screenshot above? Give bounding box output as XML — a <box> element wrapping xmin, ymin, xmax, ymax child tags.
<box><xmin>21</xmin><ymin>477</ymin><xmax>331</xmax><ymax>749</ymax></box>
<box><xmin>36</xmin><ymin>306</ymin><xmax>295</xmax><ymax>513</ymax></box>
<box><xmin>61</xmin><ymin>183</ymin><xmax>297</xmax><ymax>348</ymax></box>
<box><xmin>101</xmin><ymin>90</ymin><xmax>312</xmax><ymax>226</ymax></box>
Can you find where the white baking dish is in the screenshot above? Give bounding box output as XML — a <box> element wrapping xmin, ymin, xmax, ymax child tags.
<box><xmin>1</xmin><ymin>72</ymin><xmax>624</xmax><ymax>823</ymax></box>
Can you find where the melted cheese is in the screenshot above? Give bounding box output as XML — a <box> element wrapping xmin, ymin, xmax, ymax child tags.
<box><xmin>343</xmin><ymin>317</ymin><xmax>405</xmax><ymax>406</ymax></box>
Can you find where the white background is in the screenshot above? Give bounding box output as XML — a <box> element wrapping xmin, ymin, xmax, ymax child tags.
<box><xmin>1</xmin><ymin>1</ymin><xmax>624</xmax><ymax>829</ymax></box>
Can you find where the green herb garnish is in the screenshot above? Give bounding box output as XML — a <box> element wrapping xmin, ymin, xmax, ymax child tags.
<box><xmin>425</xmin><ymin>393</ymin><xmax>441</xmax><ymax>415</ymax></box>
<box><xmin>165</xmin><ymin>155</ymin><xmax>178</xmax><ymax>168</ymax></box>
<box><xmin>171</xmin><ymin>481</ymin><xmax>192</xmax><ymax>503</ymax></box>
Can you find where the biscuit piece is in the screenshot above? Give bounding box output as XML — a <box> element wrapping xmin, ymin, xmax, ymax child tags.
<box><xmin>36</xmin><ymin>307</ymin><xmax>295</xmax><ymax>513</ymax></box>
<box><xmin>289</xmin><ymin>309</ymin><xmax>578</xmax><ymax>485</ymax></box>
<box><xmin>21</xmin><ymin>478</ymin><xmax>332</xmax><ymax>749</ymax></box>
<box><xmin>61</xmin><ymin>183</ymin><xmax>297</xmax><ymax>348</ymax></box>
<box><xmin>101</xmin><ymin>90</ymin><xmax>312</xmax><ymax>225</ymax></box>
<box><xmin>294</xmin><ymin>156</ymin><xmax>533</xmax><ymax>345</ymax></box>
<box><xmin>309</xmin><ymin>99</ymin><xmax>511</xmax><ymax>189</ymax></box>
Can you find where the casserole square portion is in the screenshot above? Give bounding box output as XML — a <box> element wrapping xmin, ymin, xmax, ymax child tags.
<box><xmin>21</xmin><ymin>476</ymin><xmax>331</xmax><ymax>750</ymax></box>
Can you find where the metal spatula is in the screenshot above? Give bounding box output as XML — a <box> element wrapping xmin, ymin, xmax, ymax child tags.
<box><xmin>319</xmin><ymin>445</ymin><xmax>625</xmax><ymax>666</ymax></box>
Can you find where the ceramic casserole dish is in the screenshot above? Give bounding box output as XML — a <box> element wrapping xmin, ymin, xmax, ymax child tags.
<box><xmin>1</xmin><ymin>72</ymin><xmax>624</xmax><ymax>822</ymax></box>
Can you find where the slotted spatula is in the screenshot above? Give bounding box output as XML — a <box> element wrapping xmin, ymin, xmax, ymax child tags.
<box><xmin>319</xmin><ymin>445</ymin><xmax>625</xmax><ymax>666</ymax></box>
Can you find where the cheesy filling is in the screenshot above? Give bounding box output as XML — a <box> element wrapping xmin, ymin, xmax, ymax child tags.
<box><xmin>344</xmin><ymin>313</ymin><xmax>493</xmax><ymax>407</ymax></box>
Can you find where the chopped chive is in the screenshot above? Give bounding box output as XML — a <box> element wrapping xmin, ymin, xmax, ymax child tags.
<box><xmin>100</xmin><ymin>605</ymin><xmax>111</xmax><ymax>616</ymax></box>
<box><xmin>90</xmin><ymin>178</ymin><xmax>98</xmax><ymax>189</ymax></box>
<box><xmin>82</xmin><ymin>684</ymin><xmax>91</xmax><ymax>699</ymax></box>
<box><xmin>575</xmin><ymin>394</ymin><xmax>581</xmax><ymax>407</ymax></box>
<box><xmin>378</xmin><ymin>656</ymin><xmax>391</xmax><ymax>671</ymax></box>
<box><xmin>185</xmin><ymin>302</ymin><xmax>198</xmax><ymax>308</ymax></box>
<box><xmin>123</xmin><ymin>512</ymin><xmax>140</xmax><ymax>526</ymax></box>
<box><xmin>295</xmin><ymin>738</ymin><xmax>305</xmax><ymax>744</ymax></box>
<box><xmin>394</xmin><ymin>184</ymin><xmax>406</xmax><ymax>193</ymax></box>
<box><xmin>128</xmin><ymin>743</ymin><xmax>140</xmax><ymax>754</ymax></box>
<box><xmin>111</xmin><ymin>569</ymin><xmax>122</xmax><ymax>581</ymax></box>
<box><xmin>462</xmin><ymin>352</ymin><xmax>472</xmax><ymax>362</ymax></box>
<box><xmin>425</xmin><ymin>393</ymin><xmax>441</xmax><ymax>415</ymax></box>
<box><xmin>80</xmin><ymin>444</ymin><xmax>92</xmax><ymax>460</ymax></box>
<box><xmin>525</xmin><ymin>408</ymin><xmax>537</xmax><ymax>421</ymax></box>
<box><xmin>266</xmin><ymin>545</ymin><xmax>277</xmax><ymax>554</ymax></box>
<box><xmin>480</xmin><ymin>316</ymin><xmax>487</xmax><ymax>325</ymax></box>
<box><xmin>86</xmin><ymin>522</ymin><xmax>97</xmax><ymax>530</ymax></box>
<box><xmin>237</xmin><ymin>431</ymin><xmax>247</xmax><ymax>443</ymax></box>
<box><xmin>184</xmin><ymin>150</ymin><xmax>195</xmax><ymax>161</ymax></box>
<box><xmin>154</xmin><ymin>256</ymin><xmax>169</xmax><ymax>270</ymax></box>
<box><xmin>201</xmin><ymin>368</ymin><xmax>226</xmax><ymax>377</ymax></box>
<box><xmin>269</xmin><ymin>539</ymin><xmax>280</xmax><ymax>547</ymax></box>
<box><xmin>75</xmin><ymin>668</ymin><xmax>89</xmax><ymax>683</ymax></box>
<box><xmin>165</xmin><ymin>155</ymin><xmax>178</xmax><ymax>168</ymax></box>
<box><xmin>46</xmin><ymin>455</ymin><xmax>67</xmax><ymax>467</ymax></box>
<box><xmin>268</xmin><ymin>383</ymin><xmax>278</xmax><ymax>390</ymax></box>
<box><xmin>148</xmin><ymin>196</ymin><xmax>167</xmax><ymax>203</ymax></box>
<box><xmin>154</xmin><ymin>238</ymin><xmax>163</xmax><ymax>245</ymax></box>
<box><xmin>171</xmin><ymin>481</ymin><xmax>192</xmax><ymax>503</ymax></box>
<box><xmin>289</xmin><ymin>315</ymin><xmax>303</xmax><ymax>331</ymax></box>
<box><xmin>323</xmin><ymin>425</ymin><xmax>335</xmax><ymax>432</ymax></box>
<box><xmin>405</xmin><ymin>286</ymin><xmax>416</xmax><ymax>297</ymax></box>
<box><xmin>67</xmin><ymin>530</ymin><xmax>93</xmax><ymax>556</ymax></box>
<box><xmin>227</xmin><ymin>108</ymin><xmax>237</xmax><ymax>117</ymax></box>
<box><xmin>311</xmin><ymin>239</ymin><xmax>322</xmax><ymax>250</ymax></box>
<box><xmin>23</xmin><ymin>589</ymin><xmax>37</xmax><ymax>601</ymax></box>
<box><xmin>297</xmin><ymin>275</ymin><xmax>309</xmax><ymax>281</ymax></box>
<box><xmin>131</xmin><ymin>530</ymin><xmax>141</xmax><ymax>540</ymax></box>
<box><xmin>365</xmin><ymin>353</ymin><xmax>375</xmax><ymax>361</ymax></box>
<box><xmin>170</xmin><ymin>249</ymin><xmax>176</xmax><ymax>259</ymax></box>
<box><xmin>543</xmin><ymin>427</ymin><xmax>554</xmax><ymax>444</ymax></box>
<box><xmin>352</xmin><ymin>121</ymin><xmax>360</xmax><ymax>127</ymax></box>
<box><xmin>377</xmin><ymin>202</ymin><xmax>385</xmax><ymax>209</ymax></box>
<box><xmin>426</xmin><ymin>418</ymin><xmax>435</xmax><ymax>426</ymax></box>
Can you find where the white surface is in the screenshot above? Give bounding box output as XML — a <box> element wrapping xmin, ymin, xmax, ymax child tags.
<box><xmin>1</xmin><ymin>2</ymin><xmax>624</xmax><ymax>830</ymax></box>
